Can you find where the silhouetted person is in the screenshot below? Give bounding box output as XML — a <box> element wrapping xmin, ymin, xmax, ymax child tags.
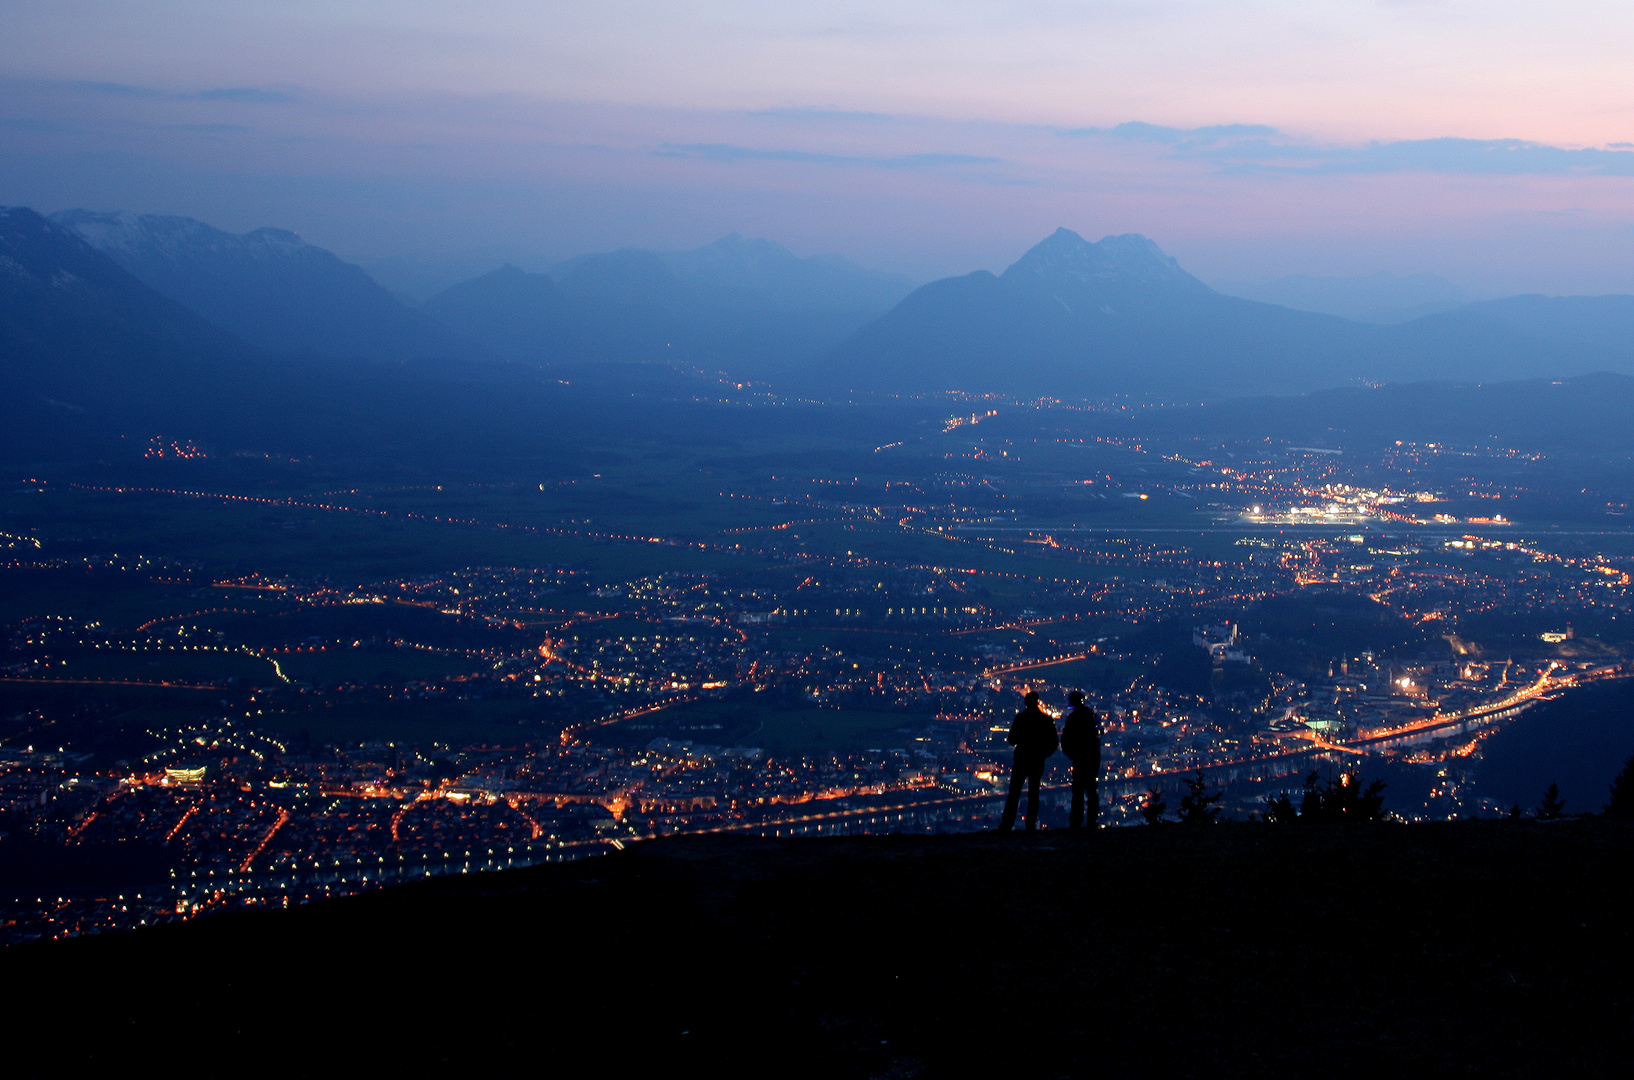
<box><xmin>1060</xmin><ymin>690</ymin><xmax>1102</xmax><ymax>829</ymax></box>
<box><xmin>999</xmin><ymin>691</ymin><xmax>1058</xmax><ymax>831</ymax></box>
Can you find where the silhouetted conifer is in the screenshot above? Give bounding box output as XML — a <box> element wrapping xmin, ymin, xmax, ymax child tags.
<box><xmin>1268</xmin><ymin>770</ymin><xmax>1387</xmax><ymax>822</ymax></box>
<box><xmin>1263</xmin><ymin>791</ymin><xmax>1299</xmax><ymax>824</ymax></box>
<box><xmin>1140</xmin><ymin>788</ymin><xmax>1168</xmax><ymax>825</ymax></box>
<box><xmin>1538</xmin><ymin>781</ymin><xmax>1566</xmax><ymax>820</ymax></box>
<box><xmin>1177</xmin><ymin>770</ymin><xmax>1222</xmax><ymax>824</ymax></box>
<box><xmin>1606</xmin><ymin>755</ymin><xmax>1634</xmax><ymax>817</ymax></box>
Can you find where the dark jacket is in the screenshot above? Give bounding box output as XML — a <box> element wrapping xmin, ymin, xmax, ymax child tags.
<box><xmin>1060</xmin><ymin>705</ymin><xmax>1101</xmax><ymax>768</ymax></box>
<box><xmin>1007</xmin><ymin>706</ymin><xmax>1059</xmax><ymax>769</ymax></box>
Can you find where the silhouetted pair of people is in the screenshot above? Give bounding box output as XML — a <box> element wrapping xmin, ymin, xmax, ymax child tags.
<box><xmin>999</xmin><ymin>690</ymin><xmax>1101</xmax><ymax>831</ymax></box>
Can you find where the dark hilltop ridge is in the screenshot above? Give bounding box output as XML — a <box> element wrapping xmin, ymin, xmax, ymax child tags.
<box><xmin>8</xmin><ymin>822</ymin><xmax>1631</xmax><ymax>1077</ymax></box>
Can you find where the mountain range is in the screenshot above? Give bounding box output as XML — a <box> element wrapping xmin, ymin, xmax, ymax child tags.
<box><xmin>424</xmin><ymin>233</ymin><xmax>916</xmax><ymax>370</ymax></box>
<box><xmin>51</xmin><ymin>210</ymin><xmax>483</xmax><ymax>362</ymax></box>
<box><xmin>7</xmin><ymin>205</ymin><xmax>1634</xmax><ymax>467</ymax></box>
<box><xmin>808</xmin><ymin>228</ymin><xmax>1634</xmax><ymax>399</ymax></box>
<box><xmin>1</xmin><ymin>206</ymin><xmax>553</xmax><ymax>464</ymax></box>
<box><xmin>0</xmin><ymin>207</ymin><xmax>908</xmax><ymax>467</ymax></box>
<box><xmin>47</xmin><ymin>211</ymin><xmax>918</xmax><ymax>374</ymax></box>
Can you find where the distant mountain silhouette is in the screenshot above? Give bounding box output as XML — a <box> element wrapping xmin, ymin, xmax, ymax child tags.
<box><xmin>363</xmin><ymin>246</ymin><xmax>549</xmax><ymax>303</ymax></box>
<box><xmin>662</xmin><ymin>233</ymin><xmax>915</xmax><ymax>312</ymax></box>
<box><xmin>808</xmin><ymin>229</ymin><xmax>1373</xmax><ymax>398</ymax></box>
<box><xmin>52</xmin><ymin>209</ymin><xmax>484</xmax><ymax>361</ymax></box>
<box><xmin>1217</xmin><ymin>271</ymin><xmax>1470</xmax><ymax>324</ymax></box>
<box><xmin>423</xmin><ymin>264</ymin><xmax>583</xmax><ymax>363</ymax></box>
<box><xmin>424</xmin><ymin>234</ymin><xmax>915</xmax><ymax>372</ymax></box>
<box><xmin>12</xmin><ymin>206</ymin><xmax>1634</xmax><ymax>466</ymax></box>
<box><xmin>0</xmin><ymin>206</ymin><xmax>265</xmax><ymax>454</ymax></box>
<box><xmin>1409</xmin><ymin>294</ymin><xmax>1634</xmax><ymax>356</ymax></box>
<box><xmin>807</xmin><ymin>229</ymin><xmax>1634</xmax><ymax>400</ymax></box>
<box><xmin>1</xmin><ymin>207</ymin><xmax>907</xmax><ymax>469</ymax></box>
<box><xmin>1</xmin><ymin>208</ymin><xmax>243</xmax><ymax>366</ymax></box>
<box><xmin>2</xmin><ymin>207</ymin><xmax>546</xmax><ymax>462</ymax></box>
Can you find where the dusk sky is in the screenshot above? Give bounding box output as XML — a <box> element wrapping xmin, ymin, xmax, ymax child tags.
<box><xmin>4</xmin><ymin>1</ymin><xmax>1633</xmax><ymax>293</ymax></box>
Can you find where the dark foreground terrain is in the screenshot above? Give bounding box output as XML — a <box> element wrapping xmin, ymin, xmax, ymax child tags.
<box><xmin>7</xmin><ymin>822</ymin><xmax>1631</xmax><ymax>1077</ymax></box>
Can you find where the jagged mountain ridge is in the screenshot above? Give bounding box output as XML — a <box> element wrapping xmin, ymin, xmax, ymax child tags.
<box><xmin>52</xmin><ymin>209</ymin><xmax>484</xmax><ymax>362</ymax></box>
<box><xmin>1002</xmin><ymin>228</ymin><xmax>1209</xmax><ymax>297</ymax></box>
<box><xmin>807</xmin><ymin>228</ymin><xmax>1634</xmax><ymax>400</ymax></box>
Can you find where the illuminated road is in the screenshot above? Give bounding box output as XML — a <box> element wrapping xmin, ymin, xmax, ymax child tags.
<box><xmin>1344</xmin><ymin>665</ymin><xmax>1626</xmax><ymax>750</ymax></box>
<box><xmin>240</xmin><ymin>808</ymin><xmax>291</xmax><ymax>872</ymax></box>
<box><xmin>0</xmin><ymin>676</ymin><xmax>229</xmax><ymax>690</ymax></box>
<box><xmin>559</xmin><ymin>692</ymin><xmax>698</xmax><ymax>743</ymax></box>
<box><xmin>982</xmin><ymin>651</ymin><xmax>1094</xmax><ymax>677</ymax></box>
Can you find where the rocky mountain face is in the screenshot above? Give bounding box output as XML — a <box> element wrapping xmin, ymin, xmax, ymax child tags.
<box><xmin>1001</xmin><ymin>228</ymin><xmax>1209</xmax><ymax>297</ymax></box>
<box><xmin>1</xmin><ymin>207</ymin><xmax>239</xmax><ymax>363</ymax></box>
<box><xmin>51</xmin><ymin>209</ymin><xmax>483</xmax><ymax>361</ymax></box>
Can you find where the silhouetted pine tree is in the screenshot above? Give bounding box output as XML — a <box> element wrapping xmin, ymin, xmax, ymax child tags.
<box><xmin>1263</xmin><ymin>791</ymin><xmax>1299</xmax><ymax>824</ymax></box>
<box><xmin>1140</xmin><ymin>788</ymin><xmax>1168</xmax><ymax>825</ymax></box>
<box><xmin>1538</xmin><ymin>781</ymin><xmax>1566</xmax><ymax>820</ymax></box>
<box><xmin>1606</xmin><ymin>756</ymin><xmax>1634</xmax><ymax>817</ymax></box>
<box><xmin>1177</xmin><ymin>770</ymin><xmax>1222</xmax><ymax>824</ymax></box>
<box><xmin>1269</xmin><ymin>770</ymin><xmax>1387</xmax><ymax>822</ymax></box>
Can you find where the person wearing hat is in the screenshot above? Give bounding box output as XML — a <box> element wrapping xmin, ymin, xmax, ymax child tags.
<box><xmin>999</xmin><ymin>691</ymin><xmax>1058</xmax><ymax>831</ymax></box>
<box><xmin>1060</xmin><ymin>690</ymin><xmax>1102</xmax><ymax>828</ymax></box>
